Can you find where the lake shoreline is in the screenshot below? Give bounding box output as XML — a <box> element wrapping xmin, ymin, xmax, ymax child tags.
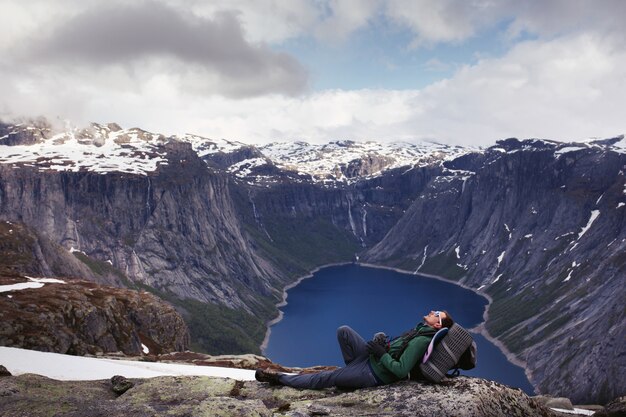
<box><xmin>261</xmin><ymin>261</ymin><xmax>534</xmax><ymax>394</ymax></box>
<box><xmin>260</xmin><ymin>261</ymin><xmax>352</xmax><ymax>353</ymax></box>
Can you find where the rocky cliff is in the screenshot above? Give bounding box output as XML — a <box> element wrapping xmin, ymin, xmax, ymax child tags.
<box><xmin>364</xmin><ymin>138</ymin><xmax>626</xmax><ymax>404</ymax></box>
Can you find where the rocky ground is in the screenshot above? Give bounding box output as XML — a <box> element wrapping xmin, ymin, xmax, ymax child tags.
<box><xmin>0</xmin><ymin>372</ymin><xmax>557</xmax><ymax>417</ymax></box>
<box><xmin>1</xmin><ymin>357</ymin><xmax>621</xmax><ymax>417</ymax></box>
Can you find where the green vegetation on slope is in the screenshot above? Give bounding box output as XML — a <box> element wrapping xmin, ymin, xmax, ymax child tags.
<box><xmin>244</xmin><ymin>215</ymin><xmax>361</xmax><ymax>277</ymax></box>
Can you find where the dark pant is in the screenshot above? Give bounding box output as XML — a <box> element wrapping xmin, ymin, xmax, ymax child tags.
<box><xmin>278</xmin><ymin>326</ymin><xmax>380</xmax><ymax>389</ymax></box>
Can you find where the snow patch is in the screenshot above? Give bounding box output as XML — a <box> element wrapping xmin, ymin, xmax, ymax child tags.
<box><xmin>555</xmin><ymin>146</ymin><xmax>586</xmax><ymax>156</ymax></box>
<box><xmin>497</xmin><ymin>251</ymin><xmax>505</xmax><ymax>267</ymax></box>
<box><xmin>455</xmin><ymin>246</ymin><xmax>460</xmax><ymax>259</ymax></box>
<box><xmin>24</xmin><ymin>276</ymin><xmax>66</xmax><ymax>284</ymax></box>
<box><xmin>596</xmin><ymin>193</ymin><xmax>604</xmax><ymax>205</ymax></box>
<box><xmin>550</xmin><ymin>407</ymin><xmax>595</xmax><ymax>416</ymax></box>
<box><xmin>69</xmin><ymin>247</ymin><xmax>86</xmax><ymax>255</ymax></box>
<box><xmin>563</xmin><ymin>270</ymin><xmax>573</xmax><ymax>282</ymax></box>
<box><xmin>493</xmin><ymin>274</ymin><xmax>502</xmax><ymax>283</ymax></box>
<box><xmin>0</xmin><ymin>277</ymin><xmax>66</xmax><ymax>293</ymax></box>
<box><xmin>142</xmin><ymin>344</ymin><xmax>150</xmax><ymax>354</ymax></box>
<box><xmin>415</xmin><ymin>245</ymin><xmax>428</xmax><ymax>273</ymax></box>
<box><xmin>617</xmin><ymin>202</ymin><xmax>625</xmax><ymax>208</ymax></box>
<box><xmin>0</xmin><ymin>346</ymin><xmax>256</xmax><ymax>381</ymax></box>
<box><xmin>571</xmin><ymin>210</ymin><xmax>600</xmax><ymax>251</ymax></box>
<box><xmin>227</xmin><ymin>157</ymin><xmax>267</xmax><ymax>177</ymax></box>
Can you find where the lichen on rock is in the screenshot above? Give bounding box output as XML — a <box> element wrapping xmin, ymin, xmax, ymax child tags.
<box><xmin>0</xmin><ymin>373</ymin><xmax>558</xmax><ymax>417</ymax></box>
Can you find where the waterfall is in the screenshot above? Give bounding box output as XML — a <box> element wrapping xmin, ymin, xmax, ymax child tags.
<box><xmin>146</xmin><ymin>177</ymin><xmax>152</xmax><ymax>213</ymax></box>
<box><xmin>415</xmin><ymin>245</ymin><xmax>428</xmax><ymax>273</ymax></box>
<box><xmin>362</xmin><ymin>209</ymin><xmax>367</xmax><ymax>237</ymax></box>
<box><xmin>249</xmin><ymin>191</ymin><xmax>273</xmax><ymax>242</ymax></box>
<box><xmin>347</xmin><ymin>197</ymin><xmax>357</xmax><ymax>237</ymax></box>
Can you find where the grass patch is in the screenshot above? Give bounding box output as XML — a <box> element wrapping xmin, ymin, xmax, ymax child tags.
<box><xmin>72</xmin><ymin>252</ymin><xmax>132</xmax><ymax>284</ymax></box>
<box><xmin>245</xmin><ymin>215</ymin><xmax>360</xmax><ymax>276</ymax></box>
<box><xmin>486</xmin><ymin>276</ymin><xmax>577</xmax><ymax>353</ymax></box>
<box><xmin>182</xmin><ymin>299</ymin><xmax>267</xmax><ymax>355</ymax></box>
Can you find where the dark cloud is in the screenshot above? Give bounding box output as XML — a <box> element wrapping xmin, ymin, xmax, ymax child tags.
<box><xmin>19</xmin><ymin>1</ymin><xmax>308</xmax><ymax>97</ymax></box>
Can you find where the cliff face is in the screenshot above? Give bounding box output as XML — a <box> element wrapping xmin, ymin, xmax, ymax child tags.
<box><xmin>364</xmin><ymin>138</ymin><xmax>626</xmax><ymax>404</ymax></box>
<box><xmin>0</xmin><ymin>220</ymin><xmax>122</xmax><ymax>285</ymax></box>
<box><xmin>235</xmin><ymin>164</ymin><xmax>440</xmax><ymax>271</ymax></box>
<box><xmin>0</xmin><ymin>142</ymin><xmax>284</xmax><ymax>313</ymax></box>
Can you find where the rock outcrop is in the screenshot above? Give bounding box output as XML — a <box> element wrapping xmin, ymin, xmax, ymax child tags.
<box><xmin>0</xmin><ymin>373</ymin><xmax>555</xmax><ymax>417</ymax></box>
<box><xmin>0</xmin><ymin>276</ymin><xmax>190</xmax><ymax>355</ymax></box>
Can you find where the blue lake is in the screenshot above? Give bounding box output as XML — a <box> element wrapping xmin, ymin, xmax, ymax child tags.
<box><xmin>264</xmin><ymin>264</ymin><xmax>534</xmax><ymax>395</ymax></box>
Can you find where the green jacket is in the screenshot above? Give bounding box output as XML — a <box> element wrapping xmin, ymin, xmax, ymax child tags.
<box><xmin>369</xmin><ymin>323</ymin><xmax>437</xmax><ymax>384</ymax></box>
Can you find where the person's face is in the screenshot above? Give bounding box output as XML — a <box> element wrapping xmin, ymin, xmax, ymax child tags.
<box><xmin>424</xmin><ymin>310</ymin><xmax>446</xmax><ymax>329</ymax></box>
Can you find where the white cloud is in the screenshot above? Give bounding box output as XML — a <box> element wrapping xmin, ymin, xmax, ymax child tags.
<box><xmin>2</xmin><ymin>32</ymin><xmax>624</xmax><ymax>146</ymax></box>
<box><xmin>2</xmin><ymin>1</ymin><xmax>308</xmax><ymax>99</ymax></box>
<box><xmin>0</xmin><ymin>1</ymin><xmax>624</xmax><ymax>146</ymax></box>
<box><xmin>504</xmin><ymin>0</ymin><xmax>626</xmax><ymax>42</ymax></box>
<box><xmin>314</xmin><ymin>0</ymin><xmax>381</xmax><ymax>42</ymax></box>
<box><xmin>385</xmin><ymin>0</ymin><xmax>491</xmax><ymax>46</ymax></box>
<box><xmin>406</xmin><ymin>33</ymin><xmax>626</xmax><ymax>144</ymax></box>
<box><xmin>184</xmin><ymin>0</ymin><xmax>320</xmax><ymax>44</ymax></box>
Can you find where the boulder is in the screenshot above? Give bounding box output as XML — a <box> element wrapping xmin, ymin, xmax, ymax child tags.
<box><xmin>534</xmin><ymin>395</ymin><xmax>575</xmax><ymax>410</ymax></box>
<box><xmin>0</xmin><ymin>365</ymin><xmax>11</xmax><ymax>377</ymax></box>
<box><xmin>110</xmin><ymin>375</ymin><xmax>134</xmax><ymax>395</ymax></box>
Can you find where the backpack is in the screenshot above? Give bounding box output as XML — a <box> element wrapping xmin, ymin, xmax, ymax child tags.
<box><xmin>411</xmin><ymin>323</ymin><xmax>476</xmax><ymax>383</ymax></box>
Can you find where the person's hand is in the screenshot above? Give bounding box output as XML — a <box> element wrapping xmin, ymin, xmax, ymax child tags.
<box><xmin>366</xmin><ymin>340</ymin><xmax>387</xmax><ymax>360</ymax></box>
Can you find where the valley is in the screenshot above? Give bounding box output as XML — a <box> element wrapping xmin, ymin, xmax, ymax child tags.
<box><xmin>0</xmin><ymin>120</ymin><xmax>624</xmax><ymax>404</ymax></box>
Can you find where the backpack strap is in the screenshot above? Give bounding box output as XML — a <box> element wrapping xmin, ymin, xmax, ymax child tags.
<box><xmin>421</xmin><ymin>327</ymin><xmax>449</xmax><ymax>363</ymax></box>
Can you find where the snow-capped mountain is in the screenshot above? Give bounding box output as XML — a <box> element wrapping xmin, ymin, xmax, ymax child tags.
<box><xmin>0</xmin><ymin>120</ymin><xmax>471</xmax><ymax>183</ymax></box>
<box><xmin>2</xmin><ymin>120</ymin><xmax>625</xmax><ymax>187</ymax></box>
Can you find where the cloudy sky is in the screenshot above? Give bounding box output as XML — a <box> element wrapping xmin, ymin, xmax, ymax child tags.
<box><xmin>1</xmin><ymin>0</ymin><xmax>624</xmax><ymax>146</ymax></box>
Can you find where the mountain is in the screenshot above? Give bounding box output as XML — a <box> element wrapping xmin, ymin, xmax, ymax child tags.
<box><xmin>1</xmin><ymin>118</ymin><xmax>624</xmax><ymax>404</ymax></box>
<box><xmin>364</xmin><ymin>137</ymin><xmax>626</xmax><ymax>404</ymax></box>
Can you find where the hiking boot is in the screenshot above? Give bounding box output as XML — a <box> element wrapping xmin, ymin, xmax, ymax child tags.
<box><xmin>255</xmin><ymin>368</ymin><xmax>284</xmax><ymax>385</ymax></box>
